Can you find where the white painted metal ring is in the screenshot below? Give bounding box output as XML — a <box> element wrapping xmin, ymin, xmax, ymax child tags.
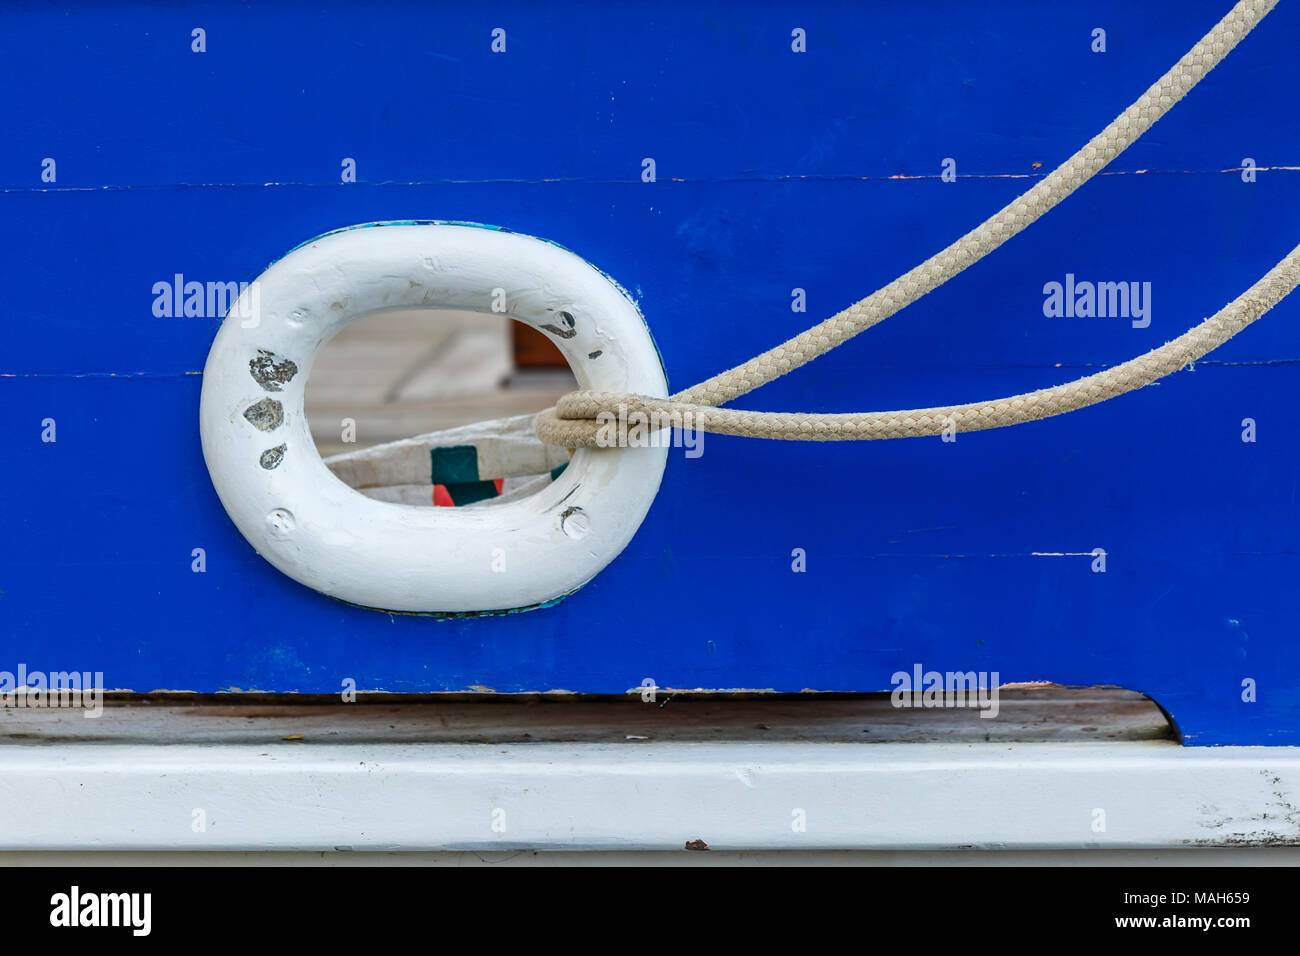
<box><xmin>199</xmin><ymin>222</ymin><xmax>668</xmax><ymax>613</ymax></box>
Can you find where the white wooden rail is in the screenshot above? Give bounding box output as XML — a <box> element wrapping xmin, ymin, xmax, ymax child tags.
<box><xmin>1</xmin><ymin>693</ymin><xmax>1297</xmax><ymax>852</ymax></box>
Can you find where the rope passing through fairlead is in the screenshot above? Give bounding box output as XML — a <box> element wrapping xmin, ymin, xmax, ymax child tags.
<box><xmin>533</xmin><ymin>0</ymin><xmax>1292</xmax><ymax>448</ymax></box>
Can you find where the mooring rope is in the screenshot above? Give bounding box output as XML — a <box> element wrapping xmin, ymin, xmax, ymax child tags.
<box><xmin>534</xmin><ymin>0</ymin><xmax>1287</xmax><ymax>446</ymax></box>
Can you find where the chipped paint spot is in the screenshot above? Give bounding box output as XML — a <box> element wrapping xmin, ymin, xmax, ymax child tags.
<box><xmin>267</xmin><ymin>508</ymin><xmax>295</xmax><ymax>533</ymax></box>
<box><xmin>560</xmin><ymin>506</ymin><xmax>590</xmax><ymax>539</ymax></box>
<box><xmin>1184</xmin><ymin>834</ymin><xmax>1300</xmax><ymax>847</ymax></box>
<box><xmin>243</xmin><ymin>398</ymin><xmax>284</xmax><ymax>431</ymax></box>
<box><xmin>540</xmin><ymin>310</ymin><xmax>577</xmax><ymax>339</ymax></box>
<box><xmin>1184</xmin><ymin>768</ymin><xmax>1300</xmax><ymax>844</ymax></box>
<box><xmin>260</xmin><ymin>444</ymin><xmax>287</xmax><ymax>469</ymax></box>
<box><xmin>249</xmin><ymin>349</ymin><xmax>299</xmax><ymax>392</ymax></box>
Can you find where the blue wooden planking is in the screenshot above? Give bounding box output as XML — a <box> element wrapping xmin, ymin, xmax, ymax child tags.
<box><xmin>1</xmin><ymin>1</ymin><xmax>1297</xmax><ymax>743</ymax></box>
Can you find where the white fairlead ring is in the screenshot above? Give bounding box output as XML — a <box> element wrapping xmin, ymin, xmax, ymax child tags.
<box><xmin>199</xmin><ymin>222</ymin><xmax>669</xmax><ymax>614</ymax></box>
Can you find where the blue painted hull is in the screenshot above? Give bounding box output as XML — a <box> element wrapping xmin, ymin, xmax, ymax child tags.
<box><xmin>1</xmin><ymin>1</ymin><xmax>1297</xmax><ymax>743</ymax></box>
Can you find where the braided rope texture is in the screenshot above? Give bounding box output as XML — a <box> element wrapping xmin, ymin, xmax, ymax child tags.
<box><xmin>535</xmin><ymin>0</ymin><xmax>1282</xmax><ymax>447</ymax></box>
<box><xmin>542</xmin><ymin>242</ymin><xmax>1300</xmax><ymax>441</ymax></box>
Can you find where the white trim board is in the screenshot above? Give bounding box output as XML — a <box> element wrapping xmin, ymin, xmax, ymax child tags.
<box><xmin>4</xmin><ymin>849</ymin><xmax>1300</xmax><ymax>865</ymax></box>
<box><xmin>2</xmin><ymin>740</ymin><xmax>1298</xmax><ymax>851</ymax></box>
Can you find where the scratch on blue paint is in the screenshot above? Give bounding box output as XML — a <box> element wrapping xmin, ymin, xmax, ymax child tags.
<box><xmin>2</xmin><ymin>166</ymin><xmax>1296</xmax><ymax>194</ymax></box>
